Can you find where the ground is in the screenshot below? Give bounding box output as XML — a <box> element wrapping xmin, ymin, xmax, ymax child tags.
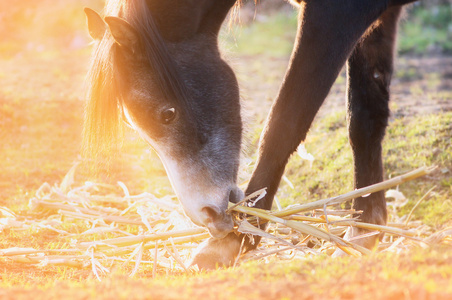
<box><xmin>1</xmin><ymin>2</ymin><xmax>451</xmax><ymax>299</ymax></box>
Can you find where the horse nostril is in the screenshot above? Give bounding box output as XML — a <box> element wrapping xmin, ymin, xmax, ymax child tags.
<box><xmin>228</xmin><ymin>190</ymin><xmax>237</xmax><ymax>203</ymax></box>
<box><xmin>200</xmin><ymin>204</ymin><xmax>234</xmax><ymax>239</ymax></box>
<box><xmin>201</xmin><ymin>206</ymin><xmax>221</xmax><ymax>223</ymax></box>
<box><xmin>228</xmin><ymin>188</ymin><xmax>244</xmax><ymax>204</ymax></box>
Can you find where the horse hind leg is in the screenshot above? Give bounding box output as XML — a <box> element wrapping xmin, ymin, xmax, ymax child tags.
<box><xmin>340</xmin><ymin>6</ymin><xmax>403</xmax><ymax>251</ymax></box>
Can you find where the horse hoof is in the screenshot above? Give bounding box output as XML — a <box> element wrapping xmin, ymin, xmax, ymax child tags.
<box><xmin>332</xmin><ymin>227</ymin><xmax>380</xmax><ymax>257</ymax></box>
<box><xmin>190</xmin><ymin>232</ymin><xmax>242</xmax><ymax>270</ymax></box>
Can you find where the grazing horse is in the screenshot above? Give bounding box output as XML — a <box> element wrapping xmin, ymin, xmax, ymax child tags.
<box><xmin>84</xmin><ymin>0</ymin><xmax>418</xmax><ymax>269</ymax></box>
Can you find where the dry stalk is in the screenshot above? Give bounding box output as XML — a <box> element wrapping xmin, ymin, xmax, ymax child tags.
<box><xmin>231</xmin><ymin>204</ymin><xmax>371</xmax><ymax>255</ymax></box>
<box><xmin>78</xmin><ymin>228</ymin><xmax>207</xmax><ymax>250</ymax></box>
<box><xmin>272</xmin><ymin>166</ymin><xmax>435</xmax><ymax>217</ymax></box>
<box><xmin>3</xmin><ymin>165</ymin><xmax>442</xmax><ymax>276</ymax></box>
<box><xmin>405</xmin><ymin>186</ymin><xmax>436</xmax><ymax>225</ymax></box>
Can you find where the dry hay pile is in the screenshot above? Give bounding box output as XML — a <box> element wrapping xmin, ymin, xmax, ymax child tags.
<box><xmin>1</xmin><ymin>166</ymin><xmax>450</xmax><ymax>278</ymax></box>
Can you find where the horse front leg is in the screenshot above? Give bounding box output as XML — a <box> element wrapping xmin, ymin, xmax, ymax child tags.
<box><xmin>192</xmin><ymin>0</ymin><xmax>391</xmax><ymax>269</ymax></box>
<box><xmin>246</xmin><ymin>1</ymin><xmax>390</xmax><ymax>220</ymax></box>
<box><xmin>336</xmin><ymin>6</ymin><xmax>402</xmax><ymax>252</ymax></box>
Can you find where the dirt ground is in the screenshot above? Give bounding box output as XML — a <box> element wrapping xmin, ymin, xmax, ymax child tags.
<box><xmin>235</xmin><ymin>54</ymin><xmax>452</xmax><ymax>124</ymax></box>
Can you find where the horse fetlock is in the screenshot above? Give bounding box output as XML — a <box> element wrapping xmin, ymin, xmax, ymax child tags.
<box><xmin>347</xmin><ymin>226</ymin><xmax>382</xmax><ymax>249</ymax></box>
<box><xmin>331</xmin><ymin>197</ymin><xmax>387</xmax><ymax>257</ymax></box>
<box><xmin>332</xmin><ymin>226</ymin><xmax>382</xmax><ymax>257</ymax></box>
<box><xmin>359</xmin><ymin>202</ymin><xmax>387</xmax><ymax>226</ymax></box>
<box><xmin>190</xmin><ymin>233</ymin><xmax>242</xmax><ymax>270</ymax></box>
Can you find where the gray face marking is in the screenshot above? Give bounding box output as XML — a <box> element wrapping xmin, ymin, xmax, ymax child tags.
<box><xmin>123</xmin><ymin>102</ymin><xmax>241</xmax><ymax>238</ymax></box>
<box><xmin>109</xmin><ymin>7</ymin><xmax>242</xmax><ymax>238</ymax></box>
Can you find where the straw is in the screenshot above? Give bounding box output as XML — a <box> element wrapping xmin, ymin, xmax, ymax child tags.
<box><xmin>1</xmin><ymin>165</ymin><xmax>446</xmax><ymax>278</ymax></box>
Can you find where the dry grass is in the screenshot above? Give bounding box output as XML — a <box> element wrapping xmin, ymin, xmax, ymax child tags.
<box><xmin>1</xmin><ymin>165</ymin><xmax>449</xmax><ymax>279</ymax></box>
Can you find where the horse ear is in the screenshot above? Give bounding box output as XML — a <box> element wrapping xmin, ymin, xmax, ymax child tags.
<box><xmin>84</xmin><ymin>7</ymin><xmax>106</xmax><ymax>40</ymax></box>
<box><xmin>104</xmin><ymin>16</ymin><xmax>139</xmax><ymax>52</ymax></box>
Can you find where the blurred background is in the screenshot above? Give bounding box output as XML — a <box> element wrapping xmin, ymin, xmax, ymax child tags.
<box><xmin>0</xmin><ymin>0</ymin><xmax>451</xmax><ymax>59</ymax></box>
<box><xmin>1</xmin><ymin>0</ymin><xmax>451</xmax><ymax>225</ymax></box>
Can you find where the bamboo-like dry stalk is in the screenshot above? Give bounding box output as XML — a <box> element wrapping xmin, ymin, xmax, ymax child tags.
<box><xmin>2</xmin><ymin>165</ymin><xmax>444</xmax><ymax>277</ymax></box>
<box><xmin>32</xmin><ymin>199</ymin><xmax>121</xmax><ymax>216</ymax></box>
<box><xmin>271</xmin><ymin>166</ymin><xmax>436</xmax><ymax>217</ymax></box>
<box><xmin>59</xmin><ymin>209</ymin><xmax>146</xmax><ymax>225</ymax></box>
<box><xmin>77</xmin><ymin>228</ymin><xmax>207</xmax><ymax>250</ymax></box>
<box><xmin>286</xmin><ymin>215</ymin><xmax>417</xmax><ymax>237</ymax></box>
<box><xmin>0</xmin><ymin>248</ymin><xmax>81</xmax><ymax>256</ymax></box>
<box><xmin>232</xmin><ymin>204</ymin><xmax>371</xmax><ymax>255</ymax></box>
<box><xmin>103</xmin><ymin>232</ymin><xmax>210</xmax><ymax>257</ymax></box>
<box><xmin>405</xmin><ymin>186</ymin><xmax>436</xmax><ymax>225</ymax></box>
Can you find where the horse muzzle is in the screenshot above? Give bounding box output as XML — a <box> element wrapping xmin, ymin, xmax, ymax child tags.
<box><xmin>199</xmin><ymin>204</ymin><xmax>234</xmax><ymax>239</ymax></box>
<box><xmin>198</xmin><ymin>187</ymin><xmax>243</xmax><ymax>239</ymax></box>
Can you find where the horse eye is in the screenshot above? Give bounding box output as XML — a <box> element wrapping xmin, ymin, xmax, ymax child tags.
<box><xmin>160</xmin><ymin>108</ymin><xmax>176</xmax><ymax>124</ymax></box>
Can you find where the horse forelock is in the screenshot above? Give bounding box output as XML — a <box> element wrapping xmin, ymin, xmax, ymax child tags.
<box><xmin>83</xmin><ymin>34</ymin><xmax>122</xmax><ymax>164</ymax></box>
<box><xmin>84</xmin><ymin>0</ymin><xmax>194</xmax><ymax>162</ymax></box>
<box><xmin>106</xmin><ymin>0</ymin><xmax>193</xmax><ymax>114</ymax></box>
<box><xmin>125</xmin><ymin>0</ymin><xmax>193</xmax><ymax>113</ymax></box>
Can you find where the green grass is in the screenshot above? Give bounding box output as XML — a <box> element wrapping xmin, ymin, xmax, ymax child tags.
<box><xmin>1</xmin><ymin>246</ymin><xmax>451</xmax><ymax>299</ymax></box>
<box><xmin>222</xmin><ymin>5</ymin><xmax>452</xmax><ymax>57</ymax></box>
<box><xmin>221</xmin><ymin>11</ymin><xmax>298</xmax><ymax>57</ymax></box>
<box><xmin>399</xmin><ymin>4</ymin><xmax>452</xmax><ymax>54</ymax></box>
<box><xmin>276</xmin><ymin>112</ymin><xmax>452</xmax><ymax>227</ymax></box>
<box><xmin>2</xmin><ymin>101</ymin><xmax>450</xmax><ymax>298</ymax></box>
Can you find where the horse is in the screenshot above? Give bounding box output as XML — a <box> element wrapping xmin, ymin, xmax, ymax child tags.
<box><xmin>84</xmin><ymin>0</ymin><xmax>418</xmax><ymax>269</ymax></box>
